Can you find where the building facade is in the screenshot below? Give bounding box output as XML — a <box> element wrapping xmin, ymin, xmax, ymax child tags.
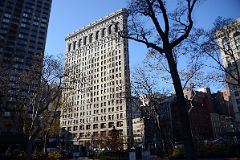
<box><xmin>0</xmin><ymin>0</ymin><xmax>52</xmax><ymax>107</ymax></box>
<box><xmin>132</xmin><ymin>94</ymin><xmax>173</xmax><ymax>154</ymax></box>
<box><xmin>216</xmin><ymin>18</ymin><xmax>240</xmax><ymax>121</ymax></box>
<box><xmin>132</xmin><ymin>118</ymin><xmax>144</xmax><ymax>145</ymax></box>
<box><xmin>183</xmin><ymin>88</ymin><xmax>236</xmax><ymax>140</ymax></box>
<box><xmin>0</xmin><ymin>0</ymin><xmax>52</xmax><ymax>71</ymax></box>
<box><xmin>61</xmin><ymin>9</ymin><xmax>132</xmax><ymax>148</ymax></box>
<box><xmin>0</xmin><ymin>0</ymin><xmax>52</xmax><ymax>152</ymax></box>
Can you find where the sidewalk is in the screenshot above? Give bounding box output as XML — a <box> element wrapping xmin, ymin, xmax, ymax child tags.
<box><xmin>71</xmin><ymin>157</ymin><xmax>98</xmax><ymax>160</ymax></box>
<box><xmin>171</xmin><ymin>158</ymin><xmax>239</xmax><ymax>160</ymax></box>
<box><xmin>71</xmin><ymin>157</ymin><xmax>239</xmax><ymax>160</ymax></box>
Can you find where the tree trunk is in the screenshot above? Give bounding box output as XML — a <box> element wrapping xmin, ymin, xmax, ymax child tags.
<box><xmin>43</xmin><ymin>134</ymin><xmax>47</xmax><ymax>153</ymax></box>
<box><xmin>26</xmin><ymin>138</ymin><xmax>33</xmax><ymax>160</ymax></box>
<box><xmin>165</xmin><ymin>50</ymin><xmax>196</xmax><ymax>159</ymax></box>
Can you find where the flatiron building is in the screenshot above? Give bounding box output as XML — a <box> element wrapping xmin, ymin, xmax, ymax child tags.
<box><xmin>61</xmin><ymin>9</ymin><xmax>132</xmax><ymax>147</ymax></box>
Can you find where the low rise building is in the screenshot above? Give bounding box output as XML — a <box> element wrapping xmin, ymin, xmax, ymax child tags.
<box><xmin>132</xmin><ymin>118</ymin><xmax>144</xmax><ymax>145</ymax></box>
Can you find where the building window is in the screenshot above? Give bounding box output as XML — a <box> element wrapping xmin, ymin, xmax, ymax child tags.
<box><xmin>115</xmin><ymin>22</ymin><xmax>119</xmax><ymax>32</ymax></box>
<box><xmin>102</xmin><ymin>28</ymin><xmax>106</xmax><ymax>38</ymax></box>
<box><xmin>222</xmin><ymin>38</ymin><xmax>230</xmax><ymax>52</ymax></box>
<box><xmin>234</xmin><ymin>32</ymin><xmax>240</xmax><ymax>50</ymax></box>
<box><xmin>96</xmin><ymin>31</ymin><xmax>99</xmax><ymax>40</ymax></box>
<box><xmin>78</xmin><ymin>39</ymin><xmax>82</xmax><ymax>47</ymax></box>
<box><xmin>89</xmin><ymin>34</ymin><xmax>93</xmax><ymax>43</ymax></box>
<box><xmin>108</xmin><ymin>25</ymin><xmax>112</xmax><ymax>35</ymax></box>
<box><xmin>79</xmin><ymin>125</ymin><xmax>84</xmax><ymax>130</ymax></box>
<box><xmin>86</xmin><ymin>125</ymin><xmax>91</xmax><ymax>130</ymax></box>
<box><xmin>73</xmin><ymin>126</ymin><xmax>78</xmax><ymax>131</ymax></box>
<box><xmin>68</xmin><ymin>43</ymin><xmax>71</xmax><ymax>52</ymax></box>
<box><xmin>80</xmin><ymin>133</ymin><xmax>84</xmax><ymax>137</ymax></box>
<box><xmin>93</xmin><ymin>124</ymin><xmax>98</xmax><ymax>129</ymax></box>
<box><xmin>117</xmin><ymin>121</ymin><xmax>123</xmax><ymax>127</ymax></box>
<box><xmin>4</xmin><ymin>112</ymin><xmax>11</xmax><ymax>117</ymax></box>
<box><xmin>93</xmin><ymin>132</ymin><xmax>98</xmax><ymax>137</ymax></box>
<box><xmin>73</xmin><ymin>41</ymin><xmax>76</xmax><ymax>50</ymax></box>
<box><xmin>108</xmin><ymin>122</ymin><xmax>114</xmax><ymax>128</ymax></box>
<box><xmin>101</xmin><ymin>123</ymin><xmax>106</xmax><ymax>129</ymax></box>
<box><xmin>84</xmin><ymin>36</ymin><xmax>87</xmax><ymax>45</ymax></box>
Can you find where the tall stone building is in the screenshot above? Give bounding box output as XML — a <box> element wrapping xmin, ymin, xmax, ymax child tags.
<box><xmin>61</xmin><ymin>9</ymin><xmax>132</xmax><ymax>148</ymax></box>
<box><xmin>216</xmin><ymin>18</ymin><xmax>240</xmax><ymax>121</ymax></box>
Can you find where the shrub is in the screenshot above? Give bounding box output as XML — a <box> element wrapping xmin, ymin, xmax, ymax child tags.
<box><xmin>48</xmin><ymin>151</ymin><xmax>62</xmax><ymax>160</ymax></box>
<box><xmin>197</xmin><ymin>144</ymin><xmax>240</xmax><ymax>158</ymax></box>
<box><xmin>32</xmin><ymin>152</ymin><xmax>47</xmax><ymax>160</ymax></box>
<box><xmin>171</xmin><ymin>148</ymin><xmax>184</xmax><ymax>159</ymax></box>
<box><xmin>97</xmin><ymin>151</ymin><xmax>129</xmax><ymax>160</ymax></box>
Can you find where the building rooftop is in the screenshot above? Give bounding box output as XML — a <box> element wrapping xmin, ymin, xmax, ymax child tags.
<box><xmin>65</xmin><ymin>8</ymin><xmax>128</xmax><ymax>40</ymax></box>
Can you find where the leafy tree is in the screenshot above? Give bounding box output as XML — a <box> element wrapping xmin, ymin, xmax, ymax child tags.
<box><xmin>122</xmin><ymin>0</ymin><xmax>198</xmax><ymax>159</ymax></box>
<box><xmin>94</xmin><ymin>127</ymin><xmax>123</xmax><ymax>152</ymax></box>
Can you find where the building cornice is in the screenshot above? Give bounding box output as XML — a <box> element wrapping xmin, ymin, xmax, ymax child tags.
<box><xmin>65</xmin><ymin>8</ymin><xmax>128</xmax><ymax>41</ymax></box>
<box><xmin>215</xmin><ymin>18</ymin><xmax>240</xmax><ymax>39</ymax></box>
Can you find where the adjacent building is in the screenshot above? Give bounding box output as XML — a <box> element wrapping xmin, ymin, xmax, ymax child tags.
<box><xmin>0</xmin><ymin>0</ymin><xmax>52</xmax><ymax>110</ymax></box>
<box><xmin>60</xmin><ymin>9</ymin><xmax>132</xmax><ymax>149</ymax></box>
<box><xmin>183</xmin><ymin>88</ymin><xmax>236</xmax><ymax>140</ymax></box>
<box><xmin>216</xmin><ymin>18</ymin><xmax>240</xmax><ymax>121</ymax></box>
<box><xmin>132</xmin><ymin>94</ymin><xmax>173</xmax><ymax>154</ymax></box>
<box><xmin>0</xmin><ymin>0</ymin><xmax>52</xmax><ymax>131</ymax></box>
<box><xmin>132</xmin><ymin>118</ymin><xmax>144</xmax><ymax>145</ymax></box>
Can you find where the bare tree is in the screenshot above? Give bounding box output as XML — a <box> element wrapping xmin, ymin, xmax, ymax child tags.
<box><xmin>196</xmin><ymin>17</ymin><xmax>240</xmax><ymax>121</ymax></box>
<box><xmin>41</xmin><ymin>92</ymin><xmax>62</xmax><ymax>154</ymax></box>
<box><xmin>130</xmin><ymin>66</ymin><xmax>175</xmax><ymax>155</ymax></box>
<box><xmin>121</xmin><ymin>0</ymin><xmax>198</xmax><ymax>159</ymax></box>
<box><xmin>200</xmin><ymin>17</ymin><xmax>240</xmax><ymax>86</ymax></box>
<box><xmin>145</xmin><ymin>47</ymin><xmax>207</xmax><ymax>90</ymax></box>
<box><xmin>19</xmin><ymin>55</ymin><xmax>64</xmax><ymax>160</ymax></box>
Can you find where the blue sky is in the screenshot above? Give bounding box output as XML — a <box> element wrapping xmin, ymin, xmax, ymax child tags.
<box><xmin>45</xmin><ymin>0</ymin><xmax>240</xmax><ymax>91</ymax></box>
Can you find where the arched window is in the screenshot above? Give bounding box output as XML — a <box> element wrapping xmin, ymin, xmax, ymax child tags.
<box><xmin>83</xmin><ymin>36</ymin><xmax>87</xmax><ymax>45</ymax></box>
<box><xmin>108</xmin><ymin>25</ymin><xmax>112</xmax><ymax>35</ymax></box>
<box><xmin>68</xmin><ymin>43</ymin><xmax>71</xmax><ymax>52</ymax></box>
<box><xmin>73</xmin><ymin>41</ymin><xmax>76</xmax><ymax>50</ymax></box>
<box><xmin>234</xmin><ymin>32</ymin><xmax>240</xmax><ymax>50</ymax></box>
<box><xmin>115</xmin><ymin>22</ymin><xmax>119</xmax><ymax>32</ymax></box>
<box><xmin>102</xmin><ymin>28</ymin><xmax>106</xmax><ymax>38</ymax></box>
<box><xmin>89</xmin><ymin>34</ymin><xmax>93</xmax><ymax>43</ymax></box>
<box><xmin>95</xmin><ymin>31</ymin><xmax>99</xmax><ymax>40</ymax></box>
<box><xmin>78</xmin><ymin>39</ymin><xmax>82</xmax><ymax>47</ymax></box>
